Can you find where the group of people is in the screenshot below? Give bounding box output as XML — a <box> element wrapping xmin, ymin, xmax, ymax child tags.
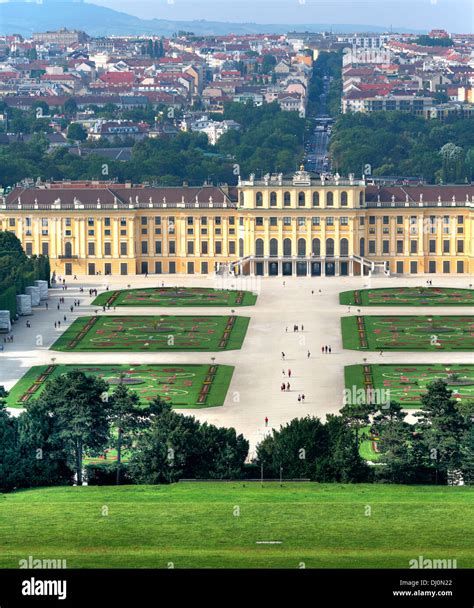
<box><xmin>321</xmin><ymin>345</ymin><xmax>332</xmax><ymax>354</ymax></box>
<box><xmin>286</xmin><ymin>324</ymin><xmax>304</xmax><ymax>332</ymax></box>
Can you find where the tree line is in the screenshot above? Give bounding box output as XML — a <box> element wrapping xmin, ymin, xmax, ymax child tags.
<box><xmin>1</xmin><ymin>371</ymin><xmax>473</xmax><ymax>491</ymax></box>
<box><xmin>330</xmin><ymin>111</ymin><xmax>474</xmax><ymax>183</ymax></box>
<box><xmin>0</xmin><ymin>101</ymin><xmax>306</xmax><ymax>187</ymax></box>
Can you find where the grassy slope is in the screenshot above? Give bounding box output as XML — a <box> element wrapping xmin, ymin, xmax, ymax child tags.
<box><xmin>92</xmin><ymin>288</ymin><xmax>257</xmax><ymax>307</ymax></box>
<box><xmin>6</xmin><ymin>364</ymin><xmax>234</xmax><ymax>409</ymax></box>
<box><xmin>0</xmin><ymin>483</ymin><xmax>473</xmax><ymax>569</ymax></box>
<box><xmin>50</xmin><ymin>316</ymin><xmax>250</xmax><ymax>352</ymax></box>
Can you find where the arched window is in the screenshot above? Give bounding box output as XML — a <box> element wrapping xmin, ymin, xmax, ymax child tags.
<box><xmin>255</xmin><ymin>238</ymin><xmax>264</xmax><ymax>257</ymax></box>
<box><xmin>270</xmin><ymin>192</ymin><xmax>277</xmax><ymax>206</ymax></box>
<box><xmin>65</xmin><ymin>242</ymin><xmax>72</xmax><ymax>257</ymax></box>
<box><xmin>239</xmin><ymin>238</ymin><xmax>244</xmax><ymax>258</ymax></box>
<box><xmin>256</xmin><ymin>192</ymin><xmax>263</xmax><ymax>206</ymax></box>
<box><xmin>341</xmin><ymin>191</ymin><xmax>348</xmax><ymax>206</ymax></box>
<box><xmin>312</xmin><ymin>191</ymin><xmax>320</xmax><ymax>206</ymax></box>
<box><xmin>340</xmin><ymin>238</ymin><xmax>349</xmax><ymax>256</ymax></box>
<box><xmin>326</xmin><ymin>191</ymin><xmax>334</xmax><ymax>206</ymax></box>
<box><xmin>270</xmin><ymin>238</ymin><xmax>278</xmax><ymax>257</ymax></box>
<box><xmin>326</xmin><ymin>238</ymin><xmax>334</xmax><ymax>256</ymax></box>
<box><xmin>359</xmin><ymin>191</ymin><xmax>364</xmax><ymax>206</ymax></box>
<box><xmin>284</xmin><ymin>191</ymin><xmax>291</xmax><ymax>206</ymax></box>
<box><xmin>297</xmin><ymin>238</ymin><xmax>306</xmax><ymax>257</ymax></box>
<box><xmin>283</xmin><ymin>238</ymin><xmax>292</xmax><ymax>256</ymax></box>
<box><xmin>298</xmin><ymin>191</ymin><xmax>305</xmax><ymax>207</ymax></box>
<box><xmin>360</xmin><ymin>237</ymin><xmax>365</xmax><ymax>257</ymax></box>
<box><xmin>239</xmin><ymin>192</ymin><xmax>244</xmax><ymax>206</ymax></box>
<box><xmin>312</xmin><ymin>238</ymin><xmax>320</xmax><ymax>256</ymax></box>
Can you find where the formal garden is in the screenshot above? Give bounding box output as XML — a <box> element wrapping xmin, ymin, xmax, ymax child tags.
<box><xmin>93</xmin><ymin>287</ymin><xmax>257</xmax><ymax>308</ymax></box>
<box><xmin>340</xmin><ymin>286</ymin><xmax>474</xmax><ymax>307</ymax></box>
<box><xmin>341</xmin><ymin>315</ymin><xmax>474</xmax><ymax>351</ymax></box>
<box><xmin>345</xmin><ymin>364</ymin><xmax>474</xmax><ymax>409</ymax></box>
<box><xmin>6</xmin><ymin>363</ymin><xmax>234</xmax><ymax>409</ymax></box>
<box><xmin>51</xmin><ymin>315</ymin><xmax>250</xmax><ymax>351</ymax></box>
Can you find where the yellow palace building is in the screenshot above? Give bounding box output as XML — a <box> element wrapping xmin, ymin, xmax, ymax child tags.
<box><xmin>0</xmin><ymin>170</ymin><xmax>473</xmax><ymax>277</ymax></box>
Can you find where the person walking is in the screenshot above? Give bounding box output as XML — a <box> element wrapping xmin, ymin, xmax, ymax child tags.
<box><xmin>288</xmin><ymin>369</ymin><xmax>291</xmax><ymax>378</ymax></box>
<box><xmin>307</xmin><ymin>350</ymin><xmax>311</xmax><ymax>358</ymax></box>
<box><xmin>282</xmin><ymin>369</ymin><xmax>286</xmax><ymax>377</ymax></box>
<box><xmin>302</xmin><ymin>394</ymin><xmax>305</xmax><ymax>403</ymax></box>
<box><xmin>265</xmin><ymin>417</ymin><xmax>269</xmax><ymax>427</ymax></box>
<box><xmin>286</xmin><ymin>382</ymin><xmax>290</xmax><ymax>391</ymax></box>
<box><xmin>328</xmin><ymin>346</ymin><xmax>332</xmax><ymax>354</ymax></box>
<box><xmin>298</xmin><ymin>394</ymin><xmax>301</xmax><ymax>404</ymax></box>
<box><xmin>281</xmin><ymin>352</ymin><xmax>285</xmax><ymax>360</ymax></box>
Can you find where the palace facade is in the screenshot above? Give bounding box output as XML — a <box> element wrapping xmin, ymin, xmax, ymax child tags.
<box><xmin>0</xmin><ymin>170</ymin><xmax>473</xmax><ymax>277</ymax></box>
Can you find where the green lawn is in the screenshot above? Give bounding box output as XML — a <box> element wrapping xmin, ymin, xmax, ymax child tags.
<box><xmin>341</xmin><ymin>315</ymin><xmax>474</xmax><ymax>351</ymax></box>
<box><xmin>340</xmin><ymin>287</ymin><xmax>474</xmax><ymax>307</ymax></box>
<box><xmin>345</xmin><ymin>364</ymin><xmax>474</xmax><ymax>409</ymax></box>
<box><xmin>51</xmin><ymin>315</ymin><xmax>249</xmax><ymax>352</ymax></box>
<box><xmin>0</xmin><ymin>483</ymin><xmax>473</xmax><ymax>568</ymax></box>
<box><xmin>6</xmin><ymin>364</ymin><xmax>234</xmax><ymax>409</ymax></box>
<box><xmin>93</xmin><ymin>287</ymin><xmax>257</xmax><ymax>308</ymax></box>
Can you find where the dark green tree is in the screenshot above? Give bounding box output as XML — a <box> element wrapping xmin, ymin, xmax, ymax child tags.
<box><xmin>29</xmin><ymin>371</ymin><xmax>110</xmax><ymax>485</ymax></box>
<box><xmin>417</xmin><ymin>380</ymin><xmax>467</xmax><ymax>484</ymax></box>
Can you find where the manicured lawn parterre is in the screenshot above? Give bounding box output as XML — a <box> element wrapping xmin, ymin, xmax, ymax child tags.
<box><xmin>1</xmin><ymin>483</ymin><xmax>473</xmax><ymax>568</ymax></box>
<box><xmin>51</xmin><ymin>315</ymin><xmax>249</xmax><ymax>352</ymax></box>
<box><xmin>340</xmin><ymin>287</ymin><xmax>474</xmax><ymax>307</ymax></box>
<box><xmin>93</xmin><ymin>287</ymin><xmax>257</xmax><ymax>308</ymax></box>
<box><xmin>345</xmin><ymin>364</ymin><xmax>474</xmax><ymax>409</ymax></box>
<box><xmin>6</xmin><ymin>364</ymin><xmax>234</xmax><ymax>409</ymax></box>
<box><xmin>341</xmin><ymin>315</ymin><xmax>474</xmax><ymax>351</ymax></box>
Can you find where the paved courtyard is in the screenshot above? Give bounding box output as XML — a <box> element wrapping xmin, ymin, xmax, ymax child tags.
<box><xmin>1</xmin><ymin>273</ymin><xmax>472</xmax><ymax>458</ymax></box>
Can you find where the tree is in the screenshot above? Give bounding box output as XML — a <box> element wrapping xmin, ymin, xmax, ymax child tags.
<box><xmin>0</xmin><ymin>231</ymin><xmax>26</xmax><ymax>261</ymax></box>
<box><xmin>255</xmin><ymin>415</ymin><xmax>370</xmax><ymax>482</ymax></box>
<box><xmin>67</xmin><ymin>123</ymin><xmax>87</xmax><ymax>142</ymax></box>
<box><xmin>29</xmin><ymin>371</ymin><xmax>110</xmax><ymax>485</ymax></box>
<box><xmin>107</xmin><ymin>381</ymin><xmax>152</xmax><ymax>485</ymax></box>
<box><xmin>63</xmin><ymin>98</ymin><xmax>78</xmax><ymax>116</ymax></box>
<box><xmin>340</xmin><ymin>402</ymin><xmax>375</xmax><ymax>448</ymax></box>
<box><xmin>0</xmin><ymin>389</ymin><xmax>19</xmax><ymax>491</ymax></box>
<box><xmin>256</xmin><ymin>416</ymin><xmax>329</xmax><ymax>479</ymax></box>
<box><xmin>417</xmin><ymin>380</ymin><xmax>467</xmax><ymax>484</ymax></box>
<box><xmin>129</xmin><ymin>398</ymin><xmax>248</xmax><ymax>483</ymax></box>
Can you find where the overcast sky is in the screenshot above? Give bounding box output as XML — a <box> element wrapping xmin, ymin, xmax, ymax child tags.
<box><xmin>89</xmin><ymin>0</ymin><xmax>473</xmax><ymax>32</ymax></box>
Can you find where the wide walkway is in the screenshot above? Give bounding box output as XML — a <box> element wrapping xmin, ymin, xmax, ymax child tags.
<box><xmin>1</xmin><ymin>274</ymin><xmax>472</xmax><ymax>456</ymax></box>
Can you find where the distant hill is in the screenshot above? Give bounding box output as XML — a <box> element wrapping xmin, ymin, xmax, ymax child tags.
<box><xmin>0</xmin><ymin>2</ymin><xmax>424</xmax><ymax>37</ymax></box>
